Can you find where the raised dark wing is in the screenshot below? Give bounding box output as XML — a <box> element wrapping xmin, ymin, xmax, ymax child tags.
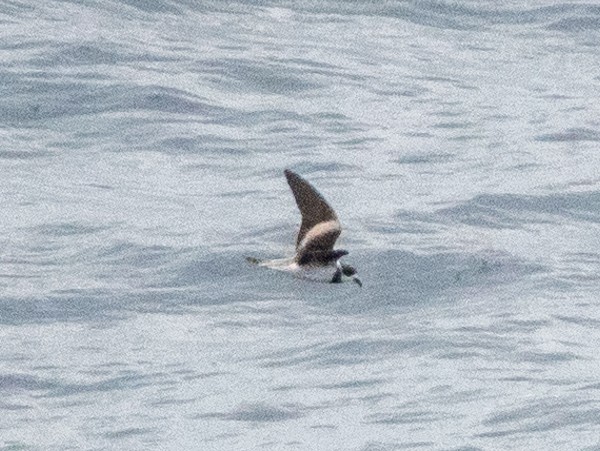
<box><xmin>296</xmin><ymin>219</ymin><xmax>341</xmax><ymax>256</ymax></box>
<box><xmin>284</xmin><ymin>169</ymin><xmax>341</xmax><ymax>251</ymax></box>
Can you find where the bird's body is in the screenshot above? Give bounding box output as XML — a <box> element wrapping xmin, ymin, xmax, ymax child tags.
<box><xmin>247</xmin><ymin>169</ymin><xmax>361</xmax><ymax>287</ymax></box>
<box><xmin>249</xmin><ymin>256</ymin><xmax>343</xmax><ymax>284</ymax></box>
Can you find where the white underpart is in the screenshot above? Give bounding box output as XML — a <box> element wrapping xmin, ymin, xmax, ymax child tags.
<box><xmin>259</xmin><ymin>257</ymin><xmax>338</xmax><ymax>283</ymax></box>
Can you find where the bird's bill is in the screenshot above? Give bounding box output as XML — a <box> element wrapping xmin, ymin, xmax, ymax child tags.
<box><xmin>352</xmin><ymin>275</ymin><xmax>362</xmax><ymax>288</ymax></box>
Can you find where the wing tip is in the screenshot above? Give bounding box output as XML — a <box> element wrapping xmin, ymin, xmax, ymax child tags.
<box><xmin>284</xmin><ymin>168</ymin><xmax>295</xmax><ymax>180</ymax></box>
<box><xmin>284</xmin><ymin>168</ymin><xmax>305</xmax><ymax>193</ymax></box>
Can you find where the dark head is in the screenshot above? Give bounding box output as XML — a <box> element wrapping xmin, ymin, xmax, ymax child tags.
<box><xmin>341</xmin><ymin>264</ymin><xmax>356</xmax><ymax>277</ymax></box>
<box><xmin>341</xmin><ymin>263</ymin><xmax>362</xmax><ymax>287</ymax></box>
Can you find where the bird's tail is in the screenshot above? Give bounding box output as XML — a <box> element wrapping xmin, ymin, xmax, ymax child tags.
<box><xmin>245</xmin><ymin>256</ymin><xmax>262</xmax><ymax>265</ymax></box>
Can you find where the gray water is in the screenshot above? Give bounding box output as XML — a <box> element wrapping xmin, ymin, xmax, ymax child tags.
<box><xmin>1</xmin><ymin>1</ymin><xmax>600</xmax><ymax>450</ymax></box>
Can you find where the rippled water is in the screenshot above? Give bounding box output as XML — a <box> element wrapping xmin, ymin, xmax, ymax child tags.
<box><xmin>2</xmin><ymin>1</ymin><xmax>600</xmax><ymax>450</ymax></box>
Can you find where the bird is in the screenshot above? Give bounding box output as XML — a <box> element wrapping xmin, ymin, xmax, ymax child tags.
<box><xmin>247</xmin><ymin>169</ymin><xmax>361</xmax><ymax>287</ymax></box>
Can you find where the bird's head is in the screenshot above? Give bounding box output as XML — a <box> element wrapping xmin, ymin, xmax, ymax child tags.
<box><xmin>341</xmin><ymin>263</ymin><xmax>362</xmax><ymax>288</ymax></box>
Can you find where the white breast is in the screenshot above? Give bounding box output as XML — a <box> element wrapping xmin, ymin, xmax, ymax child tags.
<box><xmin>260</xmin><ymin>257</ymin><xmax>336</xmax><ymax>283</ymax></box>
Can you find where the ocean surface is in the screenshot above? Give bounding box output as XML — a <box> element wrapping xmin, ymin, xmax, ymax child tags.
<box><xmin>1</xmin><ymin>1</ymin><xmax>600</xmax><ymax>450</ymax></box>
